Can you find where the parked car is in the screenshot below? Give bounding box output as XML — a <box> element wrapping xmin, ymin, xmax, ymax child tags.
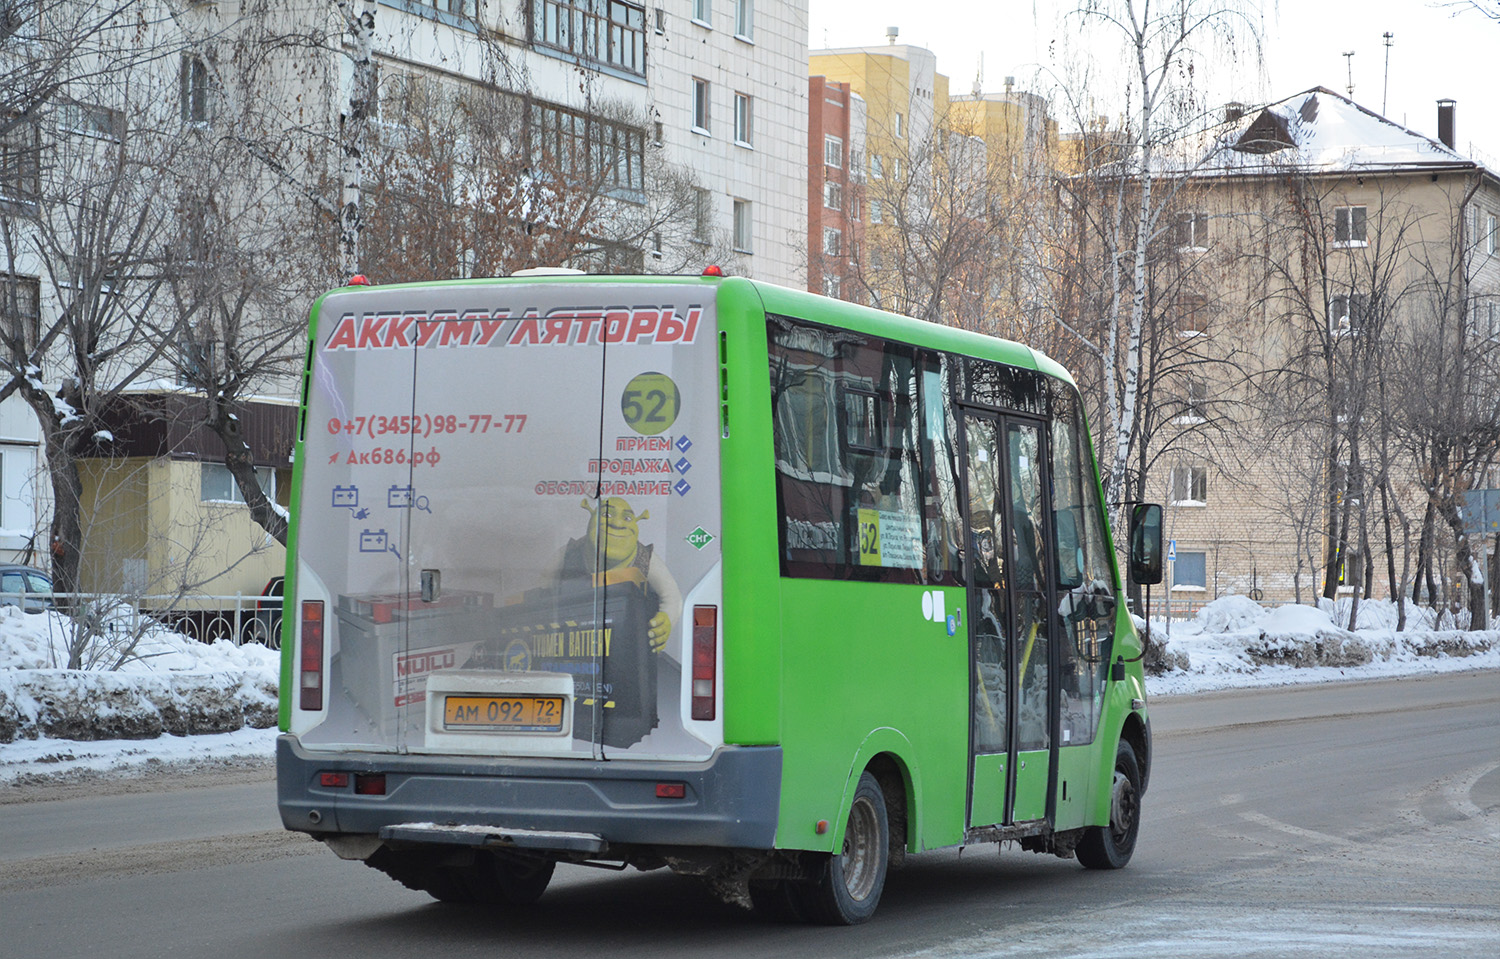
<box><xmin>0</xmin><ymin>564</ymin><xmax>55</xmax><ymax>613</ymax></box>
<box><xmin>241</xmin><ymin>575</ymin><xmax>284</xmax><ymax>649</ymax></box>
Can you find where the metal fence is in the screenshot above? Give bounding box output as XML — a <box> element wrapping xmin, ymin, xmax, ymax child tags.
<box><xmin>6</xmin><ymin>591</ymin><xmax>282</xmax><ymax>649</ymax></box>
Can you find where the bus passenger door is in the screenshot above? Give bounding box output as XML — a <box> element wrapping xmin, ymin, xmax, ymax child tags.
<box><xmin>961</xmin><ymin>411</ymin><xmax>1009</xmax><ymax>828</ymax></box>
<box><xmin>1004</xmin><ymin>420</ymin><xmax>1052</xmax><ymax>824</ymax></box>
<box><xmin>961</xmin><ymin>411</ymin><xmax>1054</xmax><ymax>829</ymax></box>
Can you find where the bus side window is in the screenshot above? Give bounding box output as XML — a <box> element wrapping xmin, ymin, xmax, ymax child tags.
<box><xmin>769</xmin><ymin>315</ymin><xmax>934</xmax><ymax>583</ymax></box>
<box><xmin>920</xmin><ymin>355</ymin><xmax>965</xmax><ymax>584</ymax></box>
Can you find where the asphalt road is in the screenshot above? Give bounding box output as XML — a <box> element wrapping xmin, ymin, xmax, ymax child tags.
<box><xmin>2</xmin><ymin>670</ymin><xmax>1496</xmax><ymax>958</ymax></box>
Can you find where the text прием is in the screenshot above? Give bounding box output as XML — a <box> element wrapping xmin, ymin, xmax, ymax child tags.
<box><xmin>323</xmin><ymin>306</ymin><xmax>703</xmax><ymax>351</ymax></box>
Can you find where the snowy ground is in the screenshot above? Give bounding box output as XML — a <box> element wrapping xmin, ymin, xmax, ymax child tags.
<box><xmin>0</xmin><ymin>595</ymin><xmax>1495</xmax><ymax>785</ymax></box>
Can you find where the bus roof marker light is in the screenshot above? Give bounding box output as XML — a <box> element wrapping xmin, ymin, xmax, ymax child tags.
<box><xmin>702</xmin><ymin>265</ymin><xmax>725</xmax><ymax>277</ymax></box>
<box><xmin>346</xmin><ymin>274</ymin><xmax>370</xmax><ymax>286</ymax></box>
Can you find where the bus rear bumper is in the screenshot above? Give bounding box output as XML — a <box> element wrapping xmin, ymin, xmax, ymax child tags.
<box><xmin>276</xmin><ymin>735</ymin><xmax>782</xmax><ymax>852</ymax></box>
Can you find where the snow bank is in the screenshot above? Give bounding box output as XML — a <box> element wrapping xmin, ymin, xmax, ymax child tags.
<box><xmin>0</xmin><ymin>606</ymin><xmax>279</xmax><ymax>744</ymax></box>
<box><xmin>1147</xmin><ymin>595</ymin><xmax>1500</xmax><ymax>695</ymax></box>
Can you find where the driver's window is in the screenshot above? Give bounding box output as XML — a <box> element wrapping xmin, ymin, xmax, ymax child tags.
<box><xmin>1049</xmin><ymin>386</ymin><xmax>1116</xmax><ymax>747</ymax></box>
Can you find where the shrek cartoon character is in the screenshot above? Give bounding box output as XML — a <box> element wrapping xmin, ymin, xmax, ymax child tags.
<box><xmin>557</xmin><ymin>497</ymin><xmax>683</xmax><ymax>653</ymax></box>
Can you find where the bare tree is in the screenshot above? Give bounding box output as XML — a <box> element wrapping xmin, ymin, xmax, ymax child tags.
<box><xmin>360</xmin><ymin>70</ymin><xmax>714</xmax><ymax>282</ymax></box>
<box><xmin>838</xmin><ymin>106</ymin><xmax>1024</xmax><ymax>331</ymax></box>
<box><xmin>1392</xmin><ymin>187</ymin><xmax>1500</xmax><ymax>628</ymax></box>
<box><xmin>1051</xmin><ymin>0</ymin><xmax>1261</xmax><ymax>519</ymax></box>
<box><xmin>0</xmin><ymin>18</ymin><xmax>190</xmax><ymax>611</ymax></box>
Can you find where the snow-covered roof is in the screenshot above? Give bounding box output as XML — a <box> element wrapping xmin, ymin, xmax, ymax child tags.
<box><xmin>1159</xmin><ymin>87</ymin><xmax>1487</xmax><ymax>180</ymax></box>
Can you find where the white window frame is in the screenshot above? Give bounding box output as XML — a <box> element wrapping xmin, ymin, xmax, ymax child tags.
<box><xmin>691</xmin><ymin>0</ymin><xmax>711</xmax><ymax>27</ymax></box>
<box><xmin>1176</xmin><ymin>211</ymin><xmax>1210</xmax><ymax>250</ymax></box>
<box><xmin>869</xmin><ymin>199</ymin><xmax>883</xmax><ymax>224</ymax></box>
<box><xmin>692</xmin><ymin>187</ymin><xmax>711</xmax><ymax>243</ymax></box>
<box><xmin>1334</xmin><ymin>205</ymin><xmax>1368</xmax><ymax>247</ymax></box>
<box><xmin>1488</xmin><ymin>214</ymin><xmax>1497</xmax><ymax>256</ymax></box>
<box><xmin>1330</xmin><ymin>292</ymin><xmax>1369</xmax><ymax>335</ymax></box>
<box><xmin>733</xmin><ymin>92</ymin><xmax>752</xmax><ymax>146</ymax></box>
<box><xmin>824</xmin><ymin>180</ymin><xmax>842</xmax><ymax>211</ymax></box>
<box><xmin>201</xmin><ymin>462</ymin><xmax>275</xmax><ymax>506</ymax></box>
<box><xmin>1172</xmin><ymin>549</ymin><xmax>1207</xmax><ymax>590</ymax></box>
<box><xmin>1169</xmin><ymin>465</ymin><xmax>1207</xmax><ymax>506</ymax></box>
<box><xmin>869</xmin><ymin>154</ymin><xmax>883</xmax><ymax>179</ymax></box>
<box><xmin>732</xmin><ymin>198</ymin><xmax>752</xmax><ymax>253</ymax></box>
<box><xmin>692</xmin><ymin>77</ymin><xmax>711</xmax><ymax>134</ymax></box>
<box><xmin>824</xmin><ymin>134</ymin><xmax>842</xmax><ymax>168</ymax></box>
<box><xmin>180</xmin><ymin>55</ymin><xmax>211</xmax><ymax>124</ymax></box>
<box><xmin>733</xmin><ymin>0</ymin><xmax>753</xmax><ymax>40</ymax></box>
<box><xmin>822</xmin><ymin>274</ymin><xmax>841</xmax><ymax>299</ymax></box>
<box><xmin>823</xmin><ymin>226</ymin><xmax>842</xmax><ymax>257</ymax></box>
<box><xmin>893</xmin><ymin>111</ymin><xmax>904</xmax><ymax>138</ymax></box>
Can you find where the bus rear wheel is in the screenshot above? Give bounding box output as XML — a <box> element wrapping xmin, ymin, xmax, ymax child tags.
<box><xmin>1076</xmin><ymin>739</ymin><xmax>1141</xmax><ymax>870</ymax></box>
<box><xmin>797</xmin><ymin>771</ymin><xmax>889</xmax><ymax>925</ymax></box>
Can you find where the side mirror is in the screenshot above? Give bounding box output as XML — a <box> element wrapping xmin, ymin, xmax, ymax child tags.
<box><xmin>1129</xmin><ymin>503</ymin><xmax>1163</xmax><ymax>586</ymax></box>
<box><xmin>1054</xmin><ymin>508</ymin><xmax>1083</xmax><ymax>590</ymax></box>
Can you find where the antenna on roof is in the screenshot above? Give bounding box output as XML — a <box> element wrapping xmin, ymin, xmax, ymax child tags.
<box><xmin>1342</xmin><ymin>51</ymin><xmax>1355</xmax><ymax>98</ymax></box>
<box><xmin>973</xmin><ymin>52</ymin><xmax>983</xmax><ymax>98</ymax></box>
<box><xmin>1381</xmin><ymin>32</ymin><xmax>1394</xmax><ymax>116</ymax></box>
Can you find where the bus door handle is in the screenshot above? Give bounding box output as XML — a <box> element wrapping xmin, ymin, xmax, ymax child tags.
<box><xmin>421</xmin><ymin>569</ymin><xmax>442</xmax><ymax>603</ymax></box>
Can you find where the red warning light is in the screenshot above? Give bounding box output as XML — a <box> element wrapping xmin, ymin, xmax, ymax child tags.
<box><xmin>347</xmin><ymin>274</ymin><xmax>371</xmax><ymax>286</ymax></box>
<box><xmin>701</xmin><ymin>265</ymin><xmax>725</xmax><ymax>277</ymax></box>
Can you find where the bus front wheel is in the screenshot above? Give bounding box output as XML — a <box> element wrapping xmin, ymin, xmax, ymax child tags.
<box><xmin>798</xmin><ymin>771</ymin><xmax>889</xmax><ymax>925</ymax></box>
<box><xmin>1076</xmin><ymin>739</ymin><xmax>1141</xmax><ymax>870</ymax></box>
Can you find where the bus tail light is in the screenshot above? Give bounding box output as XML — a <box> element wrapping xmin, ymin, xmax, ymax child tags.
<box><xmin>691</xmin><ymin>605</ymin><xmax>717</xmax><ymax>721</ymax></box>
<box><xmin>300</xmin><ymin>600</ymin><xmax>325</xmax><ymax>711</ymax></box>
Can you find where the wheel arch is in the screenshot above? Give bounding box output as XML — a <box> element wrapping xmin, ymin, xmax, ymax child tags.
<box><xmin>833</xmin><ymin>728</ymin><xmax>921</xmax><ymax>856</ymax></box>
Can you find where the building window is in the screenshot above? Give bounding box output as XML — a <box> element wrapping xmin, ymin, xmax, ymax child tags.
<box><xmin>1174</xmin><ymin>378</ymin><xmax>1207</xmax><ymax>424</ymax></box>
<box><xmin>1337</xmin><ymin>549</ymin><xmax>1364</xmax><ymax>590</ymax></box>
<box><xmin>824</xmin><ymin>134</ymin><xmax>842</xmax><ymax>168</ymax></box>
<box><xmin>180</xmin><ymin>55</ymin><xmax>211</xmax><ymax>123</ymax></box>
<box><xmin>201</xmin><ymin>462</ymin><xmax>275</xmax><ymax>505</ymax></box>
<box><xmin>528</xmin><ymin>101</ymin><xmax>646</xmax><ymax>193</ymax></box>
<box><xmin>733</xmin><ymin>92</ymin><xmax>752</xmax><ymax>146</ymax></box>
<box><xmin>533</xmin><ymin>1</ymin><xmax>646</xmax><ymax>77</ymax></box>
<box><xmin>822</xmin><ymin>274</ymin><xmax>841</xmax><ymax>299</ymax></box>
<box><xmin>1334</xmin><ymin>205</ymin><xmax>1367</xmax><ymax>246</ymax></box>
<box><xmin>1330</xmin><ymin>292</ymin><xmax>1370</xmax><ymax>335</ymax></box>
<box><xmin>732</xmin><ymin>198</ymin><xmax>752</xmax><ymax>253</ymax></box>
<box><xmin>0</xmin><ymin>0</ymin><xmax>38</xmax><ymax>42</ymax></box>
<box><xmin>1177</xmin><ymin>293</ymin><xmax>1207</xmax><ymax>334</ymax></box>
<box><xmin>824</xmin><ymin>181</ymin><xmax>842</xmax><ymax>211</ymax></box>
<box><xmin>733</xmin><ymin>0</ymin><xmax>752</xmax><ymax>39</ymax></box>
<box><xmin>415</xmin><ymin>0</ymin><xmax>477</xmax><ymax>15</ymax></box>
<box><xmin>0</xmin><ymin>113</ymin><xmax>40</xmax><ymax>201</ymax></box>
<box><xmin>0</xmin><ymin>274</ymin><xmax>40</xmax><ymax>336</ymax></box>
<box><xmin>893</xmin><ymin>111</ymin><xmax>904</xmax><ymax>138</ymax></box>
<box><xmin>1175</xmin><ymin>211</ymin><xmax>1209</xmax><ymax>249</ymax></box>
<box><xmin>691</xmin><ymin>0</ymin><xmax>710</xmax><ymax>26</ymax></box>
<box><xmin>55</xmin><ymin>101</ymin><xmax>123</xmax><ymax>141</ymax></box>
<box><xmin>692</xmin><ymin>77</ymin><xmax>710</xmax><ymax>133</ymax></box>
<box><xmin>869</xmin><ymin>154</ymin><xmax>882</xmax><ymax>179</ymax></box>
<box><xmin>692</xmin><ymin>187</ymin><xmax>711</xmax><ymax>242</ymax></box>
<box><xmin>1488</xmin><ymin>214</ymin><xmax>1497</xmax><ymax>256</ymax></box>
<box><xmin>823</xmin><ymin>227</ymin><xmax>842</xmax><ymax>257</ymax></box>
<box><xmin>1169</xmin><ymin>465</ymin><xmax>1207</xmax><ymax>505</ymax></box>
<box><xmin>890</xmin><ymin>156</ymin><xmax>902</xmax><ymax>180</ymax></box>
<box><xmin>1173</xmin><ymin>550</ymin><xmax>1207</xmax><ymax>589</ymax></box>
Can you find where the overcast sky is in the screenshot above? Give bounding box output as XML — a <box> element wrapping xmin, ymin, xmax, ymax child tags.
<box><xmin>806</xmin><ymin>1</ymin><xmax>1499</xmax><ymax>162</ymax></box>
